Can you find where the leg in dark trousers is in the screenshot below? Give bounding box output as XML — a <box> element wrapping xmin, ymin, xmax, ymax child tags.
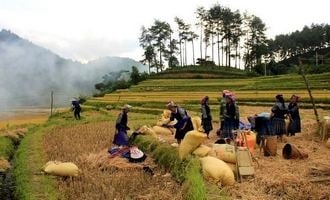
<box><xmin>74</xmin><ymin>110</ymin><xmax>80</xmax><ymax>120</ymax></box>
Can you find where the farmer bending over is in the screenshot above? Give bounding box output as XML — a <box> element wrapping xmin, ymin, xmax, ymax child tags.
<box><xmin>113</xmin><ymin>104</ymin><xmax>132</xmax><ymax>147</ymax></box>
<box><xmin>165</xmin><ymin>101</ymin><xmax>193</xmax><ymax>144</ymax></box>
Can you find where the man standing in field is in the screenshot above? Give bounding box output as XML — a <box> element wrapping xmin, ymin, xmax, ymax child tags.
<box><xmin>71</xmin><ymin>99</ymin><xmax>81</xmax><ymax>120</ymax></box>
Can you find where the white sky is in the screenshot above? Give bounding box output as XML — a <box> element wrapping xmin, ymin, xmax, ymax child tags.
<box><xmin>0</xmin><ymin>0</ymin><xmax>329</xmax><ymax>62</ymax></box>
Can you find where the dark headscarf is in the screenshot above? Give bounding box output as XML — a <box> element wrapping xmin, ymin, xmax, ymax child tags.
<box><xmin>275</xmin><ymin>94</ymin><xmax>285</xmax><ymax>108</ymax></box>
<box><xmin>201</xmin><ymin>96</ymin><xmax>209</xmax><ymax>105</ymax></box>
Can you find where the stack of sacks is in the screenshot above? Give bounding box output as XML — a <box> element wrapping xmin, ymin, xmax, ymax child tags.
<box><xmin>138</xmin><ymin>125</ymin><xmax>158</xmax><ymax>138</ymax></box>
<box><xmin>200</xmin><ymin>156</ymin><xmax>235</xmax><ymax>186</ymax></box>
<box><xmin>208</xmin><ymin>144</ymin><xmax>237</xmax><ymax>173</ymax></box>
<box><xmin>191</xmin><ymin>116</ymin><xmax>205</xmax><ymax>132</ymax></box>
<box><xmin>43</xmin><ymin>161</ymin><xmax>80</xmax><ymax>177</ymax></box>
<box><xmin>179</xmin><ymin>130</ymin><xmax>207</xmax><ymax>160</ymax></box>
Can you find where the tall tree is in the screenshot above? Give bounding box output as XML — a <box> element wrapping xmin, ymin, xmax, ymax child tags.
<box><xmin>196</xmin><ymin>6</ymin><xmax>207</xmax><ymax>61</ymax></box>
<box><xmin>139</xmin><ymin>26</ymin><xmax>155</xmax><ymax>73</ymax></box>
<box><xmin>209</xmin><ymin>4</ymin><xmax>223</xmax><ymax>66</ymax></box>
<box><xmin>231</xmin><ymin>10</ymin><xmax>243</xmax><ymax>68</ymax></box>
<box><xmin>188</xmin><ymin>31</ymin><xmax>199</xmax><ymax>66</ymax></box>
<box><xmin>244</xmin><ymin>15</ymin><xmax>267</xmax><ymax>70</ymax></box>
<box><xmin>149</xmin><ymin>20</ymin><xmax>172</xmax><ymax>72</ymax></box>
<box><xmin>175</xmin><ymin>17</ymin><xmax>190</xmax><ymax>66</ymax></box>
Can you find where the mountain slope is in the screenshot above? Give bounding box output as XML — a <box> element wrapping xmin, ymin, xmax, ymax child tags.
<box><xmin>0</xmin><ymin>29</ymin><xmax>145</xmax><ymax>110</ymax></box>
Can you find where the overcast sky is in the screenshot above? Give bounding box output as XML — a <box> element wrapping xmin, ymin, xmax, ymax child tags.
<box><xmin>0</xmin><ymin>0</ymin><xmax>329</xmax><ymax>62</ymax></box>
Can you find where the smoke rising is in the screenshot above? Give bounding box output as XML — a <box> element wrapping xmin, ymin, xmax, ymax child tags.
<box><xmin>0</xmin><ymin>29</ymin><xmax>146</xmax><ymax>111</ymax></box>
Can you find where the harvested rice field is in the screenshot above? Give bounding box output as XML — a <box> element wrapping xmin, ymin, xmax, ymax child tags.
<box><xmin>42</xmin><ymin>105</ymin><xmax>330</xmax><ymax>200</ymax></box>
<box><xmin>43</xmin><ymin>121</ymin><xmax>184</xmax><ymax>200</ymax></box>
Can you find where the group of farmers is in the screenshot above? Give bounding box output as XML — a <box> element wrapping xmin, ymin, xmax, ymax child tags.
<box><xmin>112</xmin><ymin>89</ymin><xmax>301</xmax><ymax>148</ymax></box>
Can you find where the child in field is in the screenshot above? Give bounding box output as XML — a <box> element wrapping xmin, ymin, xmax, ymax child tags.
<box><xmin>287</xmin><ymin>95</ymin><xmax>301</xmax><ymax>136</ymax></box>
<box><xmin>113</xmin><ymin>104</ymin><xmax>132</xmax><ymax>147</ymax></box>
<box><xmin>201</xmin><ymin>96</ymin><xmax>213</xmax><ymax>138</ymax></box>
<box><xmin>165</xmin><ymin>101</ymin><xmax>194</xmax><ymax>144</ymax></box>
<box><xmin>271</xmin><ymin>94</ymin><xmax>288</xmax><ymax>141</ymax></box>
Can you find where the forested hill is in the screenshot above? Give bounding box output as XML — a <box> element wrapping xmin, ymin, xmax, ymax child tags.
<box><xmin>138</xmin><ymin>3</ymin><xmax>330</xmax><ymax>75</ymax></box>
<box><xmin>0</xmin><ymin>29</ymin><xmax>146</xmax><ymax>110</ymax></box>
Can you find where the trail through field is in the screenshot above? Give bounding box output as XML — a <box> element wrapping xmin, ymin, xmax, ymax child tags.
<box><xmin>43</xmin><ymin>121</ymin><xmax>184</xmax><ymax>200</ymax></box>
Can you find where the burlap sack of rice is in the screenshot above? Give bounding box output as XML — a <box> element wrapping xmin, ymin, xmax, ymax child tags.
<box><xmin>208</xmin><ymin>144</ymin><xmax>236</xmax><ymax>164</ymax></box>
<box><xmin>152</xmin><ymin>126</ymin><xmax>173</xmax><ymax>135</ymax></box>
<box><xmin>0</xmin><ymin>158</ymin><xmax>11</xmax><ymax>172</ymax></box>
<box><xmin>192</xmin><ymin>145</ymin><xmax>211</xmax><ymax>157</ymax></box>
<box><xmin>43</xmin><ymin>161</ymin><xmax>79</xmax><ymax>177</ymax></box>
<box><xmin>191</xmin><ymin>116</ymin><xmax>204</xmax><ymax>132</ymax></box>
<box><xmin>179</xmin><ymin>130</ymin><xmax>207</xmax><ymax>160</ymax></box>
<box><xmin>3</xmin><ymin>131</ymin><xmax>20</xmax><ymax>142</ymax></box>
<box><xmin>200</xmin><ymin>156</ymin><xmax>235</xmax><ymax>186</ymax></box>
<box><xmin>139</xmin><ymin>125</ymin><xmax>157</xmax><ymax>138</ymax></box>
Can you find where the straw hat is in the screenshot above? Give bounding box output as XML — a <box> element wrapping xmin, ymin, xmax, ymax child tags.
<box><xmin>130</xmin><ymin>147</ymin><xmax>144</xmax><ymax>159</ymax></box>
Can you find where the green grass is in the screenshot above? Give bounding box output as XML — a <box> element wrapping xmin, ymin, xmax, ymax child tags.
<box><xmin>133</xmin><ymin>136</ymin><xmax>209</xmax><ymax>200</ymax></box>
<box><xmin>0</xmin><ymin>136</ymin><xmax>14</xmax><ymax>160</ymax></box>
<box><xmin>185</xmin><ymin>159</ymin><xmax>207</xmax><ymax>200</ymax></box>
<box><xmin>14</xmin><ymin>124</ymin><xmax>60</xmax><ymax>200</ymax></box>
<box><xmin>133</xmin><ymin>72</ymin><xmax>330</xmax><ymax>92</ymax></box>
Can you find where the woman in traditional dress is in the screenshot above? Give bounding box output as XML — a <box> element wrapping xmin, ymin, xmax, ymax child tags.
<box><xmin>166</xmin><ymin>101</ymin><xmax>194</xmax><ymax>144</ymax></box>
<box><xmin>287</xmin><ymin>95</ymin><xmax>301</xmax><ymax>136</ymax></box>
<box><xmin>221</xmin><ymin>94</ymin><xmax>239</xmax><ymax>142</ymax></box>
<box><xmin>113</xmin><ymin>104</ymin><xmax>131</xmax><ymax>147</ymax></box>
<box><xmin>201</xmin><ymin>96</ymin><xmax>213</xmax><ymax>138</ymax></box>
<box><xmin>271</xmin><ymin>94</ymin><xmax>288</xmax><ymax>141</ymax></box>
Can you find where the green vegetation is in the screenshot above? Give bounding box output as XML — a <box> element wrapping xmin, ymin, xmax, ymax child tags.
<box><xmin>138</xmin><ymin>2</ymin><xmax>330</xmax><ymax>75</ymax></box>
<box><xmin>149</xmin><ymin>65</ymin><xmax>256</xmax><ymax>79</ymax></box>
<box><xmin>0</xmin><ymin>136</ymin><xmax>14</xmax><ymax>160</ymax></box>
<box><xmin>132</xmin><ymin>72</ymin><xmax>330</xmax><ymax>91</ymax></box>
<box><xmin>14</xmin><ymin>125</ymin><xmax>60</xmax><ymax>200</ymax></box>
<box><xmin>94</xmin><ymin>66</ymin><xmax>147</xmax><ymax>97</ymax></box>
<box><xmin>133</xmin><ymin>136</ymin><xmax>208</xmax><ymax>200</ymax></box>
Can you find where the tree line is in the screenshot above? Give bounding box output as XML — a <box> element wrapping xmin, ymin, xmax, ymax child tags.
<box><xmin>139</xmin><ymin>3</ymin><xmax>329</xmax><ymax>74</ymax></box>
<box><xmin>269</xmin><ymin>24</ymin><xmax>330</xmax><ymax>61</ymax></box>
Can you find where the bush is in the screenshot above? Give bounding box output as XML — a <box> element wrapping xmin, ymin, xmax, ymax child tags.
<box><xmin>299</xmin><ymin>64</ymin><xmax>330</xmax><ymax>74</ymax></box>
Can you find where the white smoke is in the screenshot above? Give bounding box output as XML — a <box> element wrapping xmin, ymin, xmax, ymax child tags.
<box><xmin>0</xmin><ymin>30</ymin><xmax>147</xmax><ymax>111</ymax></box>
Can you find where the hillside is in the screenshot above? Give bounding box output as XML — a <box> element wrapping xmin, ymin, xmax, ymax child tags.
<box><xmin>0</xmin><ymin>29</ymin><xmax>146</xmax><ymax>110</ymax></box>
<box><xmin>88</xmin><ymin>73</ymin><xmax>330</xmax><ymax>113</ymax></box>
<box><xmin>149</xmin><ymin>66</ymin><xmax>254</xmax><ymax>79</ymax></box>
